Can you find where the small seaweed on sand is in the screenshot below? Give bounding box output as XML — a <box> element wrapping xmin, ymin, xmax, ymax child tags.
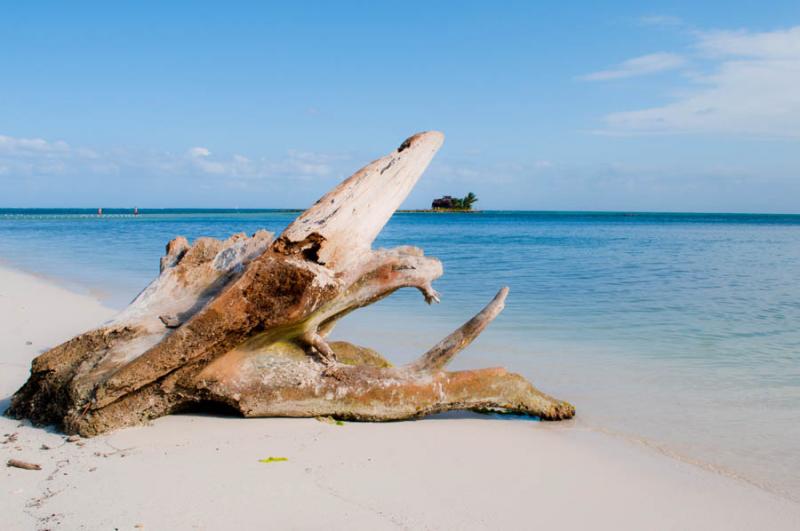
<box><xmin>316</xmin><ymin>416</ymin><xmax>345</xmax><ymax>426</ymax></box>
<box><xmin>259</xmin><ymin>457</ymin><xmax>288</xmax><ymax>464</ymax></box>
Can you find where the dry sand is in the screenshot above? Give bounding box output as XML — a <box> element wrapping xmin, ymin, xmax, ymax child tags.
<box><xmin>2</xmin><ymin>265</ymin><xmax>799</xmax><ymax>530</ymax></box>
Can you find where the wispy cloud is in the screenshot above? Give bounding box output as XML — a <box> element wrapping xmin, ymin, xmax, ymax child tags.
<box><xmin>0</xmin><ymin>135</ymin><xmax>69</xmax><ymax>156</ymax></box>
<box><xmin>580</xmin><ymin>52</ymin><xmax>686</xmax><ymax>81</ymax></box>
<box><xmin>0</xmin><ymin>134</ymin><xmax>101</xmax><ymax>177</ymax></box>
<box><xmin>600</xmin><ymin>26</ymin><xmax>800</xmax><ymax>137</ymax></box>
<box><xmin>0</xmin><ymin>134</ymin><xmax>342</xmax><ymax>182</ymax></box>
<box><xmin>0</xmin><ymin>134</ymin><xmax>98</xmax><ymax>159</ymax></box>
<box><xmin>697</xmin><ymin>26</ymin><xmax>800</xmax><ymax>58</ymax></box>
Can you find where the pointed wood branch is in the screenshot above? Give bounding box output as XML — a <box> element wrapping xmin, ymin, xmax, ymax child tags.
<box><xmin>276</xmin><ymin>131</ymin><xmax>444</xmax><ymax>272</ymax></box>
<box><xmin>408</xmin><ymin>287</ymin><xmax>509</xmax><ymax>372</ymax></box>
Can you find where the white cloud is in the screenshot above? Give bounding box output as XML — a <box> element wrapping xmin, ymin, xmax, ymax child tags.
<box><xmin>0</xmin><ymin>135</ymin><xmax>80</xmax><ymax>157</ymax></box>
<box><xmin>0</xmin><ymin>134</ymin><xmax>100</xmax><ymax>177</ymax></box>
<box><xmin>600</xmin><ymin>26</ymin><xmax>800</xmax><ymax>137</ymax></box>
<box><xmin>187</xmin><ymin>146</ymin><xmax>211</xmax><ymax>158</ymax></box>
<box><xmin>581</xmin><ymin>52</ymin><xmax>686</xmax><ymax>81</ymax></box>
<box><xmin>0</xmin><ymin>133</ymin><xmax>341</xmax><ymax>182</ymax></box>
<box><xmin>186</xmin><ymin>146</ymin><xmax>228</xmax><ymax>175</ymax></box>
<box><xmin>697</xmin><ymin>27</ymin><xmax>800</xmax><ymax>59</ymax></box>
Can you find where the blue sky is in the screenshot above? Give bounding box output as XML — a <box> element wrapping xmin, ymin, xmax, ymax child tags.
<box><xmin>2</xmin><ymin>1</ymin><xmax>800</xmax><ymax>212</ymax></box>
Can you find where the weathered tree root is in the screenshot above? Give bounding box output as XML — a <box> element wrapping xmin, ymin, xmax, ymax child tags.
<box><xmin>7</xmin><ymin>131</ymin><xmax>575</xmax><ymax>436</ymax></box>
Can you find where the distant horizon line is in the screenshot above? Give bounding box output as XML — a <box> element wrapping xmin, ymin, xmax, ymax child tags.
<box><xmin>1</xmin><ymin>207</ymin><xmax>800</xmax><ymax>217</ymax></box>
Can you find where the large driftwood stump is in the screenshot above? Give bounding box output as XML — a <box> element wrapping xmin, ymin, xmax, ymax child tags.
<box><xmin>7</xmin><ymin>132</ymin><xmax>574</xmax><ymax>436</ymax></box>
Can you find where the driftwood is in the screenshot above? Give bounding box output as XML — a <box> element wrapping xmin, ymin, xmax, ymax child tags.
<box><xmin>7</xmin><ymin>131</ymin><xmax>574</xmax><ymax>436</ymax></box>
<box><xmin>7</xmin><ymin>459</ymin><xmax>42</xmax><ymax>471</ymax></box>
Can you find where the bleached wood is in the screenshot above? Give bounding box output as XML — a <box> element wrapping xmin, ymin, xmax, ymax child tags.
<box><xmin>409</xmin><ymin>287</ymin><xmax>509</xmax><ymax>372</ymax></box>
<box><xmin>276</xmin><ymin>131</ymin><xmax>444</xmax><ymax>272</ymax></box>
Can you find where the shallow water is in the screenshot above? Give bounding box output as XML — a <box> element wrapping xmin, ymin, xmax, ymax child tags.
<box><xmin>2</xmin><ymin>209</ymin><xmax>799</xmax><ymax>499</ymax></box>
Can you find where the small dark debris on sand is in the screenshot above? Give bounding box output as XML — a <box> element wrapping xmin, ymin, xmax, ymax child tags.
<box><xmin>7</xmin><ymin>459</ymin><xmax>42</xmax><ymax>471</ymax></box>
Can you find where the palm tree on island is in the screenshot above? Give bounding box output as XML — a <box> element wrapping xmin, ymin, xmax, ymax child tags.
<box><xmin>431</xmin><ymin>192</ymin><xmax>479</xmax><ymax>211</ymax></box>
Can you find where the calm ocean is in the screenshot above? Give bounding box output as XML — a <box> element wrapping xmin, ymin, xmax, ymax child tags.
<box><xmin>2</xmin><ymin>209</ymin><xmax>799</xmax><ymax>499</ymax></box>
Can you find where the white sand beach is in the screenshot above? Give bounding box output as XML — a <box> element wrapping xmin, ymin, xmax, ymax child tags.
<box><xmin>2</xmin><ymin>264</ymin><xmax>800</xmax><ymax>530</ymax></box>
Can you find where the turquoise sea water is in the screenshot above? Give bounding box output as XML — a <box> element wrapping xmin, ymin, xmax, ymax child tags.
<box><xmin>1</xmin><ymin>209</ymin><xmax>799</xmax><ymax>499</ymax></box>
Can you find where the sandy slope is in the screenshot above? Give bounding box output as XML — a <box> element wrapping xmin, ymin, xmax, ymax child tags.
<box><xmin>2</xmin><ymin>265</ymin><xmax>799</xmax><ymax>530</ymax></box>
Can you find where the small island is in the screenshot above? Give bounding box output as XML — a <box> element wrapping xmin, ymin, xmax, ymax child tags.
<box><xmin>430</xmin><ymin>192</ymin><xmax>479</xmax><ymax>212</ymax></box>
<box><xmin>397</xmin><ymin>193</ymin><xmax>479</xmax><ymax>213</ymax></box>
